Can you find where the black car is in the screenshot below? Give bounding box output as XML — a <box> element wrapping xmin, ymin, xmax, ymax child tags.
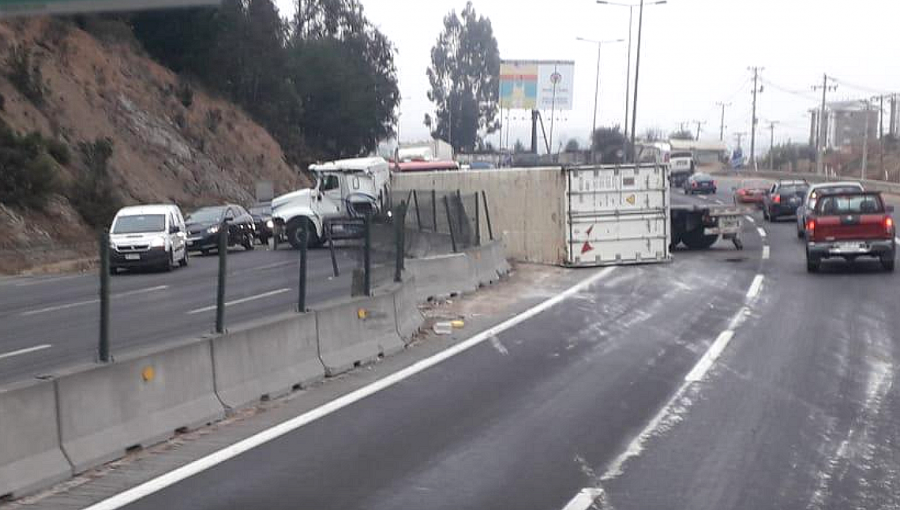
<box><xmin>248</xmin><ymin>203</ymin><xmax>274</xmax><ymax>246</ymax></box>
<box><xmin>185</xmin><ymin>204</ymin><xmax>256</xmax><ymax>254</ymax></box>
<box><xmin>683</xmin><ymin>173</ymin><xmax>717</xmax><ymax>195</ymax></box>
<box><xmin>763</xmin><ymin>180</ymin><xmax>809</xmax><ymax>222</ymax></box>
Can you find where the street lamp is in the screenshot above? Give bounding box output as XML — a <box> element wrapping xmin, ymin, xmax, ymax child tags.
<box><xmin>576</xmin><ymin>36</ymin><xmax>624</xmax><ymax>162</ymax></box>
<box><xmin>596</xmin><ymin>0</ymin><xmax>667</xmax><ymax>163</ymax></box>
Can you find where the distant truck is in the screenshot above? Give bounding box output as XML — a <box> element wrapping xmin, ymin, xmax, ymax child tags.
<box><xmin>668</xmin><ymin>151</ymin><xmax>695</xmax><ymax>188</ymax></box>
<box><xmin>398</xmin><ymin>139</ymin><xmax>453</xmax><ymax>162</ymax></box>
<box><xmin>271</xmin><ymin>157</ymin><xmax>391</xmax><ymax>249</ymax></box>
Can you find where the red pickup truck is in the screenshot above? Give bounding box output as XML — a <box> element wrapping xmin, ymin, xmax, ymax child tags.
<box><xmin>805</xmin><ymin>191</ymin><xmax>896</xmax><ymax>272</ymax></box>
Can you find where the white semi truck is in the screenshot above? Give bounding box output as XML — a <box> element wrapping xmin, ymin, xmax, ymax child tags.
<box><xmin>271</xmin><ymin>157</ymin><xmax>391</xmax><ymax>249</ymax></box>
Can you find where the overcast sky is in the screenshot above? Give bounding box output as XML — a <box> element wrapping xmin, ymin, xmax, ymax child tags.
<box><xmin>275</xmin><ymin>0</ymin><xmax>900</xmax><ymax>154</ymax></box>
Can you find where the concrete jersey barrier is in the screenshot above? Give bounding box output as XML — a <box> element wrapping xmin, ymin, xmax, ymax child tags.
<box><xmin>316</xmin><ymin>288</ymin><xmax>404</xmax><ymax>376</ymax></box>
<box><xmin>55</xmin><ymin>340</ymin><xmax>225</xmax><ymax>473</ymax></box>
<box><xmin>406</xmin><ymin>253</ymin><xmax>478</xmax><ymax>302</ymax></box>
<box><xmin>393</xmin><ymin>276</ymin><xmax>424</xmax><ymax>343</ymax></box>
<box><xmin>467</xmin><ymin>240</ymin><xmax>510</xmax><ymax>287</ymax></box>
<box><xmin>0</xmin><ymin>380</ymin><xmax>71</xmax><ymax>498</ymax></box>
<box><xmin>211</xmin><ymin>312</ymin><xmax>325</xmax><ymax>410</ymax></box>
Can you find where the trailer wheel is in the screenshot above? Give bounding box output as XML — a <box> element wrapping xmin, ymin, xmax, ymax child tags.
<box><xmin>683</xmin><ymin>229</ymin><xmax>719</xmax><ymax>250</ymax></box>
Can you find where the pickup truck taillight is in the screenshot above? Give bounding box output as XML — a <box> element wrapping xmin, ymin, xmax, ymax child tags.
<box><xmin>773</xmin><ymin>194</ymin><xmax>782</xmax><ymax>204</ymax></box>
<box><xmin>807</xmin><ymin>219</ymin><xmax>816</xmax><ymax>235</ymax></box>
<box><xmin>886</xmin><ymin>217</ymin><xmax>895</xmax><ymax>236</ymax></box>
<box><xmin>692</xmin><ymin>182</ymin><xmax>697</xmax><ymax>188</ymax></box>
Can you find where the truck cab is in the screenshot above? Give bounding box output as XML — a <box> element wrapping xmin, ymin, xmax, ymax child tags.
<box><xmin>669</xmin><ymin>151</ymin><xmax>695</xmax><ymax>188</ymax></box>
<box><xmin>271</xmin><ymin>157</ymin><xmax>390</xmax><ymax>249</ymax></box>
<box><xmin>805</xmin><ymin>191</ymin><xmax>895</xmax><ymax>272</ymax></box>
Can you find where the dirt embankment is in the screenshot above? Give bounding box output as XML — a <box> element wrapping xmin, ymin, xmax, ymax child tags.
<box><xmin>0</xmin><ymin>18</ymin><xmax>311</xmax><ymax>273</ymax></box>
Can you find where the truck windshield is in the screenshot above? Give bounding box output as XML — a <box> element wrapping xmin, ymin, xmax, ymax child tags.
<box><xmin>816</xmin><ymin>195</ymin><xmax>883</xmax><ymax>215</ymax></box>
<box><xmin>112</xmin><ymin>214</ymin><xmax>166</xmax><ymax>234</ymax></box>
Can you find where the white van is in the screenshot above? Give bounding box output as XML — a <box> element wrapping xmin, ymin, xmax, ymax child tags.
<box><xmin>109</xmin><ymin>205</ymin><xmax>188</xmax><ymax>273</ymax></box>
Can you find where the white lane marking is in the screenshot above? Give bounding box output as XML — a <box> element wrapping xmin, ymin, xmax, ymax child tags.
<box><xmin>602</xmin><ymin>272</ymin><xmax>765</xmax><ymax>481</ymax></box>
<box><xmin>715</xmin><ymin>199</ymin><xmax>724</xmax><ymax>205</ymax></box>
<box><xmin>82</xmin><ymin>267</ymin><xmax>617</xmax><ymax>510</ymax></box>
<box><xmin>0</xmin><ymin>344</ymin><xmax>52</xmax><ymax>361</ymax></box>
<box><xmin>745</xmin><ymin>215</ymin><xmax>756</xmax><ymax>224</ymax></box>
<box><xmin>561</xmin><ymin>488</ymin><xmax>605</xmax><ymax>510</ymax></box>
<box><xmin>684</xmin><ymin>331</ymin><xmax>735</xmax><ymax>382</ymax></box>
<box><xmin>762</xmin><ymin>246</ymin><xmax>770</xmax><ymax>260</ymax></box>
<box><xmin>757</xmin><ymin>227</ymin><xmax>767</xmax><ymax>238</ymax></box>
<box><xmin>896</xmin><ymin>237</ymin><xmax>900</xmax><ymax>245</ymax></box>
<box><xmin>698</xmin><ymin>195</ymin><xmax>709</xmax><ymax>200</ymax></box>
<box><xmin>186</xmin><ymin>288</ymin><xmax>292</xmax><ymax>315</ymax></box>
<box><xmin>746</xmin><ymin>275</ymin><xmax>764</xmax><ymax>300</ymax></box>
<box><xmin>19</xmin><ymin>286</ymin><xmax>169</xmax><ymax>316</ymax></box>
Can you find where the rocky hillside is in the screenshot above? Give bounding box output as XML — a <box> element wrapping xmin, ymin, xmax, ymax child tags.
<box><xmin>0</xmin><ymin>17</ymin><xmax>309</xmax><ymax>273</ymax></box>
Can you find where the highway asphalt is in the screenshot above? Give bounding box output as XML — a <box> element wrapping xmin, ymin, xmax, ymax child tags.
<box><xmin>8</xmin><ymin>177</ymin><xmax>900</xmax><ymax>510</ymax></box>
<box><xmin>0</xmin><ymin>245</ymin><xmax>358</xmax><ymax>385</ymax></box>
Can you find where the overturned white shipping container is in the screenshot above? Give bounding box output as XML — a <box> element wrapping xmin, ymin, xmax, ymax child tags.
<box><xmin>392</xmin><ymin>164</ymin><xmax>671</xmax><ymax>267</ymax></box>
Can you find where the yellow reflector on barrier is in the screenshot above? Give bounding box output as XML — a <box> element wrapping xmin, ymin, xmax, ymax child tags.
<box><xmin>142</xmin><ymin>366</ymin><xmax>155</xmax><ymax>382</ymax></box>
<box><xmin>357</xmin><ymin>308</ymin><xmax>368</xmax><ymax>320</ymax></box>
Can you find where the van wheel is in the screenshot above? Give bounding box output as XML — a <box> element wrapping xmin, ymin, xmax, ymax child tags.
<box><xmin>287</xmin><ymin>218</ymin><xmax>321</xmax><ymax>249</ymax></box>
<box><xmin>164</xmin><ymin>250</ymin><xmax>174</xmax><ymax>272</ymax></box>
<box><xmin>243</xmin><ymin>233</ymin><xmax>255</xmax><ymax>251</ymax></box>
<box><xmin>179</xmin><ymin>250</ymin><xmax>189</xmax><ymax>267</ymax></box>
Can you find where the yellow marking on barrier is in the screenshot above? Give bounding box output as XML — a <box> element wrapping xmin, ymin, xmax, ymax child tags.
<box><xmin>626</xmin><ymin>194</ymin><xmax>636</xmax><ymax>205</ymax></box>
<box><xmin>357</xmin><ymin>308</ymin><xmax>368</xmax><ymax>320</ymax></box>
<box><xmin>451</xmin><ymin>320</ymin><xmax>465</xmax><ymax>329</ymax></box>
<box><xmin>141</xmin><ymin>366</ymin><xmax>155</xmax><ymax>382</ymax></box>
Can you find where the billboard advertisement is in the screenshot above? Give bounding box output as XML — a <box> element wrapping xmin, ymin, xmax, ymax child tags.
<box><xmin>500</xmin><ymin>60</ymin><xmax>575</xmax><ymax>111</ymax></box>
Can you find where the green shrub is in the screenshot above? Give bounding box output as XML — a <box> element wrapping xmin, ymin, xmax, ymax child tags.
<box><xmin>46</xmin><ymin>139</ymin><xmax>71</xmax><ymax>165</ymax></box>
<box><xmin>69</xmin><ymin>138</ymin><xmax>121</xmax><ymax>228</ymax></box>
<box><xmin>0</xmin><ymin>125</ymin><xmax>58</xmax><ymax>209</ymax></box>
<box><xmin>5</xmin><ymin>45</ymin><xmax>45</xmax><ymax>106</ymax></box>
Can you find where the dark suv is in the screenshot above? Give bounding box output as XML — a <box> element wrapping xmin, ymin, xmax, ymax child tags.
<box><xmin>763</xmin><ymin>180</ymin><xmax>808</xmax><ymax>222</ymax></box>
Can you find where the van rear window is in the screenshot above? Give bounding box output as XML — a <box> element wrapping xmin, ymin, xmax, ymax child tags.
<box><xmin>671</xmin><ymin>152</ymin><xmax>692</xmax><ymax>158</ymax></box>
<box><xmin>816</xmin><ymin>195</ymin><xmax>883</xmax><ymax>215</ymax></box>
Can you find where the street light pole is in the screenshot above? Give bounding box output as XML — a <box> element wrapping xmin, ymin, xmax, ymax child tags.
<box><xmin>596</xmin><ymin>0</ymin><xmax>667</xmax><ymax>163</ymax></box>
<box><xmin>577</xmin><ymin>37</ymin><xmax>624</xmax><ymax>163</ymax></box>
<box><xmin>624</xmin><ymin>5</ymin><xmax>633</xmax><ymax>158</ymax></box>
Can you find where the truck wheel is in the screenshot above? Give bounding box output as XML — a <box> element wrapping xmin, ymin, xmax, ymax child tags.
<box><xmin>287</xmin><ymin>218</ymin><xmax>321</xmax><ymax>250</ymax></box>
<box><xmin>682</xmin><ymin>229</ymin><xmax>718</xmax><ymax>250</ymax></box>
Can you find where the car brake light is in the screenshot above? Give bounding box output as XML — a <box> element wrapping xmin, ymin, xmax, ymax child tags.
<box><xmin>886</xmin><ymin>217</ymin><xmax>894</xmax><ymax>233</ymax></box>
<box><xmin>774</xmin><ymin>194</ymin><xmax>781</xmax><ymax>204</ymax></box>
<box><xmin>738</xmin><ymin>189</ymin><xmax>746</xmax><ymax>195</ymax></box>
<box><xmin>807</xmin><ymin>219</ymin><xmax>816</xmax><ymax>233</ymax></box>
<box><xmin>692</xmin><ymin>182</ymin><xmax>697</xmax><ymax>188</ymax></box>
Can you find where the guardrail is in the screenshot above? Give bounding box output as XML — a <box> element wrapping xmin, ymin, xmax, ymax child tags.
<box><xmin>0</xmin><ymin>239</ymin><xmax>510</xmax><ymax>499</ymax></box>
<box><xmin>711</xmin><ymin>169</ymin><xmax>900</xmax><ymax>195</ymax></box>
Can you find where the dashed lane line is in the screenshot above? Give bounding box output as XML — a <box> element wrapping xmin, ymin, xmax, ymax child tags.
<box><xmin>186</xmin><ymin>288</ymin><xmax>292</xmax><ymax>315</ymax></box>
<box><xmin>757</xmin><ymin>227</ymin><xmax>767</xmax><ymax>239</ymax></box>
<box><xmin>762</xmin><ymin>246</ymin><xmax>770</xmax><ymax>260</ymax></box>
<box><xmin>19</xmin><ymin>286</ymin><xmax>169</xmax><ymax>316</ymax></box>
<box><xmin>0</xmin><ymin>344</ymin><xmax>51</xmax><ymax>361</ymax></box>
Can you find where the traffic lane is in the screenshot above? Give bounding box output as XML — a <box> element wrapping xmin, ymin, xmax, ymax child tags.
<box><xmin>119</xmin><ymin>236</ymin><xmax>765</xmax><ymax>510</ymax></box>
<box><xmin>601</xmin><ymin>210</ymin><xmax>900</xmax><ymax>509</ymax></box>
<box><xmin>0</xmin><ymin>246</ymin><xmax>354</xmax><ymax>318</ymax></box>
<box><xmin>0</xmin><ymin>250</ymin><xmax>355</xmax><ymax>384</ymax></box>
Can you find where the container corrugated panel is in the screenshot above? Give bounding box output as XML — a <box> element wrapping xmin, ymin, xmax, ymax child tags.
<box><xmin>565</xmin><ymin>164</ymin><xmax>671</xmax><ymax>267</ymax></box>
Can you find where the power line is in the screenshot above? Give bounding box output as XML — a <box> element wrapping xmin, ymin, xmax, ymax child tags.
<box><xmin>830</xmin><ymin>76</ymin><xmax>896</xmax><ymax>96</ymax></box>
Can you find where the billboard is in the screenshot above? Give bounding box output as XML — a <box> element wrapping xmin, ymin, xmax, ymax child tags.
<box><xmin>500</xmin><ymin>60</ymin><xmax>575</xmax><ymax>111</ymax></box>
<box><xmin>0</xmin><ymin>0</ymin><xmax>219</xmax><ymax>17</ymax></box>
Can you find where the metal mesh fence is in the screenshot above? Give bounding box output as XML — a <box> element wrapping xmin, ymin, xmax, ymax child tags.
<box><xmin>402</xmin><ymin>189</ymin><xmax>484</xmax><ymax>251</ymax></box>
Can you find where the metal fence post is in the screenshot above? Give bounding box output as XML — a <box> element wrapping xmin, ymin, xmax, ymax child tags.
<box><xmin>413</xmin><ymin>190</ymin><xmax>422</xmax><ymax>231</ymax></box>
<box><xmin>455</xmin><ymin>189</ymin><xmax>466</xmax><ymax>246</ymax></box>
<box><xmin>215</xmin><ymin>225</ymin><xmax>227</xmax><ymax>333</ymax></box>
<box><xmin>432</xmin><ymin>189</ymin><xmax>438</xmax><ymax>231</ymax></box>
<box><xmin>364</xmin><ymin>214</ymin><xmax>372</xmax><ymax>296</ymax></box>
<box><xmin>298</xmin><ymin>221</ymin><xmax>308</xmax><ymax>312</ymax></box>
<box><xmin>474</xmin><ymin>191</ymin><xmax>481</xmax><ymax>246</ymax></box>
<box><xmin>98</xmin><ymin>230</ymin><xmax>110</xmax><ymax>363</ymax></box>
<box><xmin>482</xmin><ymin>190</ymin><xmax>494</xmax><ymax>241</ymax></box>
<box><xmin>394</xmin><ymin>201</ymin><xmax>405</xmax><ymax>283</ymax></box>
<box><xmin>327</xmin><ymin>223</ymin><xmax>339</xmax><ymax>277</ymax></box>
<box><xmin>443</xmin><ymin>195</ymin><xmax>457</xmax><ymax>253</ymax></box>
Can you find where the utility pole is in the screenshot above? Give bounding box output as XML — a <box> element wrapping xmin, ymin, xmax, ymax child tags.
<box><xmin>692</xmin><ymin>120</ymin><xmax>706</xmax><ymax>141</ymax></box>
<box><xmin>878</xmin><ymin>95</ymin><xmax>886</xmax><ymax>179</ymax></box>
<box><xmin>716</xmin><ymin>102</ymin><xmax>731</xmax><ymax>141</ymax></box>
<box><xmin>862</xmin><ymin>100</ymin><xmax>871</xmax><ymax>180</ymax></box>
<box><xmin>812</xmin><ymin>74</ymin><xmax>838</xmax><ymax>175</ymax></box>
<box><xmin>629</xmin><ymin>0</ymin><xmax>645</xmax><ymax>164</ymax></box>
<box><xmin>748</xmin><ymin>66</ymin><xmax>764</xmax><ymax>171</ymax></box>
<box><xmin>891</xmin><ymin>94</ymin><xmax>897</xmax><ymax>138</ymax></box>
<box><xmin>767</xmin><ymin>121</ymin><xmax>779</xmax><ymax>170</ymax></box>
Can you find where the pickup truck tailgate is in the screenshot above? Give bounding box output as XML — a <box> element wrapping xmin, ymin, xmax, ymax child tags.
<box><xmin>815</xmin><ymin>214</ymin><xmax>887</xmax><ymax>240</ymax></box>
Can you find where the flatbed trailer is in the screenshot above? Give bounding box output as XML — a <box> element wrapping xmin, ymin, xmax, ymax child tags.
<box><xmin>671</xmin><ymin>204</ymin><xmax>751</xmax><ymax>251</ymax></box>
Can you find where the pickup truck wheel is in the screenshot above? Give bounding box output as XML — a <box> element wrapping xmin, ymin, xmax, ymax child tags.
<box><xmin>287</xmin><ymin>218</ymin><xmax>321</xmax><ymax>249</ymax></box>
<box><xmin>806</xmin><ymin>250</ymin><xmax>820</xmax><ymax>273</ymax></box>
